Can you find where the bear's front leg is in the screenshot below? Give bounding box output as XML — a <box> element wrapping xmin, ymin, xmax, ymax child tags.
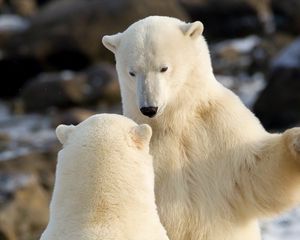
<box><xmin>283</xmin><ymin>127</ymin><xmax>300</xmax><ymax>159</ymax></box>
<box><xmin>235</xmin><ymin>128</ymin><xmax>300</xmax><ymax>219</ymax></box>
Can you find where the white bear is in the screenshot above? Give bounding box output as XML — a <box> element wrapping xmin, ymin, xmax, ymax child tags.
<box><xmin>102</xmin><ymin>16</ymin><xmax>300</xmax><ymax>240</ymax></box>
<box><xmin>40</xmin><ymin>114</ymin><xmax>169</xmax><ymax>240</ymax></box>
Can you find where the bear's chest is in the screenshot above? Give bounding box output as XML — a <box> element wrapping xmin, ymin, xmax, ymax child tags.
<box><xmin>149</xmin><ymin>128</ymin><xmax>234</xmax><ymax>237</ymax></box>
<box><xmin>150</xmin><ymin>131</ymin><xmax>215</xmax><ymax>207</ymax></box>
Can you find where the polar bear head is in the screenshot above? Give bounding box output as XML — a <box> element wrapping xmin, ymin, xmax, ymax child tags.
<box><xmin>56</xmin><ymin>113</ymin><xmax>152</xmax><ymax>154</ymax></box>
<box><xmin>102</xmin><ymin>16</ymin><xmax>212</xmax><ymax>119</ymax></box>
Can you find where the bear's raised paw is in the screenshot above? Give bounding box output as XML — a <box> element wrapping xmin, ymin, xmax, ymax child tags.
<box><xmin>283</xmin><ymin>127</ymin><xmax>300</xmax><ymax>157</ymax></box>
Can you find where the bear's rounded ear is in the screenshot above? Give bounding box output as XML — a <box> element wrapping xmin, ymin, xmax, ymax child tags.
<box><xmin>130</xmin><ymin>124</ymin><xmax>152</xmax><ymax>149</ymax></box>
<box><xmin>181</xmin><ymin>21</ymin><xmax>204</xmax><ymax>39</ymax></box>
<box><xmin>56</xmin><ymin>124</ymin><xmax>75</xmax><ymax>145</ymax></box>
<box><xmin>102</xmin><ymin>33</ymin><xmax>122</xmax><ymax>54</ymax></box>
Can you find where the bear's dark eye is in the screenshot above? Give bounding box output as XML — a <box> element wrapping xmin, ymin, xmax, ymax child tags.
<box><xmin>160</xmin><ymin>67</ymin><xmax>168</xmax><ymax>73</ymax></box>
<box><xmin>129</xmin><ymin>71</ymin><xmax>136</xmax><ymax>77</ymax></box>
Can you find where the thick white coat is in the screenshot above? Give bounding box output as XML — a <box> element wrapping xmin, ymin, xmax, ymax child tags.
<box><xmin>102</xmin><ymin>16</ymin><xmax>300</xmax><ymax>240</ymax></box>
<box><xmin>40</xmin><ymin>114</ymin><xmax>169</xmax><ymax>240</ymax></box>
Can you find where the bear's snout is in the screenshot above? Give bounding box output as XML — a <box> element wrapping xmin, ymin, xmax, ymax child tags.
<box><xmin>140</xmin><ymin>107</ymin><xmax>158</xmax><ymax>118</ymax></box>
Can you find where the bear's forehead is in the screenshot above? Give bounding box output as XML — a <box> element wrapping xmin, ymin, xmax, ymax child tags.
<box><xmin>124</xmin><ymin>21</ymin><xmax>183</xmax><ymax>49</ymax></box>
<box><xmin>120</xmin><ymin>27</ymin><xmax>184</xmax><ymax>68</ymax></box>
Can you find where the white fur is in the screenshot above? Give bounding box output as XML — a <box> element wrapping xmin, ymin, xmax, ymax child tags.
<box><xmin>40</xmin><ymin>114</ymin><xmax>169</xmax><ymax>240</ymax></box>
<box><xmin>102</xmin><ymin>16</ymin><xmax>300</xmax><ymax>240</ymax></box>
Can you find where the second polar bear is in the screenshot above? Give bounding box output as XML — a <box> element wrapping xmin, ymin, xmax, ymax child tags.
<box><xmin>103</xmin><ymin>16</ymin><xmax>300</xmax><ymax>240</ymax></box>
<box><xmin>40</xmin><ymin>114</ymin><xmax>169</xmax><ymax>240</ymax></box>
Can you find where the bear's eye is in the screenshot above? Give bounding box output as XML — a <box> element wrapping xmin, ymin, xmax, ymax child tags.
<box><xmin>160</xmin><ymin>66</ymin><xmax>168</xmax><ymax>73</ymax></box>
<box><xmin>129</xmin><ymin>71</ymin><xmax>136</xmax><ymax>77</ymax></box>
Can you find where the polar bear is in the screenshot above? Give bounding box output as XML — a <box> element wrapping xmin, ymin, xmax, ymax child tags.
<box><xmin>40</xmin><ymin>114</ymin><xmax>169</xmax><ymax>240</ymax></box>
<box><xmin>102</xmin><ymin>16</ymin><xmax>300</xmax><ymax>240</ymax></box>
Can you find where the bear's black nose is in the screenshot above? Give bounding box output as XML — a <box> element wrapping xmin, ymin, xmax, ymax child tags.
<box><xmin>140</xmin><ymin>107</ymin><xmax>158</xmax><ymax>118</ymax></box>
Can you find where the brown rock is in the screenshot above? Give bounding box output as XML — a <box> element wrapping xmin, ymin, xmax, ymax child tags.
<box><xmin>10</xmin><ymin>0</ymin><xmax>38</xmax><ymax>16</ymax></box>
<box><xmin>0</xmin><ymin>150</ymin><xmax>58</xmax><ymax>190</ymax></box>
<box><xmin>0</xmin><ymin>0</ymin><xmax>188</xmax><ymax>97</ymax></box>
<box><xmin>84</xmin><ymin>63</ymin><xmax>120</xmax><ymax>103</ymax></box>
<box><xmin>181</xmin><ymin>0</ymin><xmax>300</xmax><ymax>37</ymax></box>
<box><xmin>21</xmin><ymin>71</ymin><xmax>88</xmax><ymax>111</ymax></box>
<box><xmin>52</xmin><ymin>107</ymin><xmax>96</xmax><ymax>126</ymax></box>
<box><xmin>0</xmin><ymin>133</ymin><xmax>11</xmax><ymax>152</ymax></box>
<box><xmin>0</xmin><ymin>223</ymin><xmax>16</xmax><ymax>240</ymax></box>
<box><xmin>180</xmin><ymin>0</ymin><xmax>272</xmax><ymax>38</ymax></box>
<box><xmin>272</xmin><ymin>0</ymin><xmax>300</xmax><ymax>34</ymax></box>
<box><xmin>253</xmin><ymin>38</ymin><xmax>300</xmax><ymax>130</ymax></box>
<box><xmin>0</xmin><ymin>138</ymin><xmax>58</xmax><ymax>240</ymax></box>
<box><xmin>0</xmin><ymin>173</ymin><xmax>50</xmax><ymax>240</ymax></box>
<box><xmin>3</xmin><ymin>0</ymin><xmax>189</xmax><ymax>67</ymax></box>
<box><xmin>21</xmin><ymin>62</ymin><xmax>120</xmax><ymax>111</ymax></box>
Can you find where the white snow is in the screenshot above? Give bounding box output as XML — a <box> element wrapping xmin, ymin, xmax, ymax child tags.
<box><xmin>213</xmin><ymin>35</ymin><xmax>261</xmax><ymax>54</ymax></box>
<box><xmin>60</xmin><ymin>70</ymin><xmax>75</xmax><ymax>81</ymax></box>
<box><xmin>0</xmin><ymin>14</ymin><xmax>30</xmax><ymax>32</ymax></box>
<box><xmin>271</xmin><ymin>38</ymin><xmax>300</xmax><ymax>69</ymax></box>
<box><xmin>216</xmin><ymin>73</ymin><xmax>266</xmax><ymax>108</ymax></box>
<box><xmin>0</xmin><ymin>113</ymin><xmax>56</xmax><ymax>161</ymax></box>
<box><xmin>261</xmin><ymin>207</ymin><xmax>300</xmax><ymax>240</ymax></box>
<box><xmin>0</xmin><ymin>101</ymin><xmax>10</xmax><ymax>122</ymax></box>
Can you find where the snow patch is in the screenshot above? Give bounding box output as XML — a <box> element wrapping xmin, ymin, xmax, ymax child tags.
<box><xmin>216</xmin><ymin>73</ymin><xmax>266</xmax><ymax>108</ymax></box>
<box><xmin>213</xmin><ymin>35</ymin><xmax>261</xmax><ymax>54</ymax></box>
<box><xmin>271</xmin><ymin>38</ymin><xmax>300</xmax><ymax>69</ymax></box>
<box><xmin>0</xmin><ymin>14</ymin><xmax>30</xmax><ymax>32</ymax></box>
<box><xmin>261</xmin><ymin>207</ymin><xmax>300</xmax><ymax>240</ymax></box>
<box><xmin>61</xmin><ymin>70</ymin><xmax>75</xmax><ymax>81</ymax></box>
<box><xmin>0</xmin><ymin>114</ymin><xmax>56</xmax><ymax>161</ymax></box>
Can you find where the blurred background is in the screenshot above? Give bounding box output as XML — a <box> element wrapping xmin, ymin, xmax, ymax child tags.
<box><xmin>0</xmin><ymin>0</ymin><xmax>299</xmax><ymax>239</ymax></box>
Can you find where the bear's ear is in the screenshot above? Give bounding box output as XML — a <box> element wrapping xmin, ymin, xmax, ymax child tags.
<box><xmin>181</xmin><ymin>21</ymin><xmax>204</xmax><ymax>39</ymax></box>
<box><xmin>56</xmin><ymin>124</ymin><xmax>75</xmax><ymax>145</ymax></box>
<box><xmin>130</xmin><ymin>124</ymin><xmax>152</xmax><ymax>149</ymax></box>
<box><xmin>102</xmin><ymin>33</ymin><xmax>122</xmax><ymax>54</ymax></box>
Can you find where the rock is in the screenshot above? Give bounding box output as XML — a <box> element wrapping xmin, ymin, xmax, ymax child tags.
<box><xmin>0</xmin><ymin>55</ymin><xmax>44</xmax><ymax>98</ymax></box>
<box><xmin>180</xmin><ymin>0</ymin><xmax>273</xmax><ymax>38</ymax></box>
<box><xmin>0</xmin><ymin>120</ymin><xmax>60</xmax><ymax>239</ymax></box>
<box><xmin>270</xmin><ymin>38</ymin><xmax>300</xmax><ymax>69</ymax></box>
<box><xmin>51</xmin><ymin>107</ymin><xmax>97</xmax><ymax>126</ymax></box>
<box><xmin>0</xmin><ymin>0</ymin><xmax>188</xmax><ymax>97</ymax></box>
<box><xmin>0</xmin><ymin>223</ymin><xmax>16</xmax><ymax>240</ymax></box>
<box><xmin>211</xmin><ymin>35</ymin><xmax>261</xmax><ymax>75</ymax></box>
<box><xmin>211</xmin><ymin>33</ymin><xmax>294</xmax><ymax>76</ymax></box>
<box><xmin>10</xmin><ymin>0</ymin><xmax>38</xmax><ymax>16</ymax></box>
<box><xmin>0</xmin><ymin>113</ymin><xmax>57</xmax><ymax>161</ymax></box>
<box><xmin>0</xmin><ymin>173</ymin><xmax>50</xmax><ymax>240</ymax></box>
<box><xmin>84</xmin><ymin>63</ymin><xmax>120</xmax><ymax>103</ymax></box>
<box><xmin>1</xmin><ymin>0</ymin><xmax>188</xmax><ymax>71</ymax></box>
<box><xmin>20</xmin><ymin>62</ymin><xmax>120</xmax><ymax>111</ymax></box>
<box><xmin>253</xmin><ymin>38</ymin><xmax>300</xmax><ymax>130</ymax></box>
<box><xmin>272</xmin><ymin>0</ymin><xmax>300</xmax><ymax>34</ymax></box>
<box><xmin>217</xmin><ymin>73</ymin><xmax>266</xmax><ymax>108</ymax></box>
<box><xmin>180</xmin><ymin>0</ymin><xmax>300</xmax><ymax>38</ymax></box>
<box><xmin>0</xmin><ymin>133</ymin><xmax>11</xmax><ymax>152</ymax></box>
<box><xmin>21</xmin><ymin>71</ymin><xmax>88</xmax><ymax>111</ymax></box>
<box><xmin>36</xmin><ymin>0</ymin><xmax>52</xmax><ymax>7</ymax></box>
<box><xmin>0</xmin><ymin>15</ymin><xmax>30</xmax><ymax>62</ymax></box>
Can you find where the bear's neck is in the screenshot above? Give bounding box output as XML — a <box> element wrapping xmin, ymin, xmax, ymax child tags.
<box><xmin>50</xmin><ymin>151</ymin><xmax>157</xmax><ymax>227</ymax></box>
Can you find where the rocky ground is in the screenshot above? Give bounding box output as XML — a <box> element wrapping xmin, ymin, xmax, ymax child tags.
<box><xmin>0</xmin><ymin>0</ymin><xmax>299</xmax><ymax>239</ymax></box>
